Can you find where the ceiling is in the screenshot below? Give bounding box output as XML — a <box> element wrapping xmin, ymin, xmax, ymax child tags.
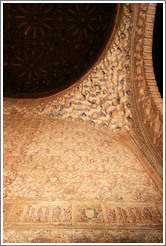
<box><xmin>3</xmin><ymin>3</ymin><xmax>118</xmax><ymax>98</ymax></box>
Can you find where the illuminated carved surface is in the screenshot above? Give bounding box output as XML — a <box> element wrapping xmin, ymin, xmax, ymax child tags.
<box><xmin>130</xmin><ymin>3</ymin><xmax>163</xmax><ymax>180</ymax></box>
<box><xmin>3</xmin><ymin>227</ymin><xmax>163</xmax><ymax>243</ymax></box>
<box><xmin>3</xmin><ymin>3</ymin><xmax>118</xmax><ymax>97</ymax></box>
<box><xmin>3</xmin><ymin>3</ymin><xmax>163</xmax><ymax>243</ymax></box>
<box><xmin>3</xmin><ymin>115</ymin><xmax>162</xmax><ymax>243</ymax></box>
<box><xmin>4</xmin><ymin>116</ymin><xmax>161</xmax><ymax>202</ymax></box>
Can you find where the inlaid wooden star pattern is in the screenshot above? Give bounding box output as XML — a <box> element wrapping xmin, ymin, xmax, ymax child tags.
<box><xmin>3</xmin><ymin>3</ymin><xmax>118</xmax><ymax>98</ymax></box>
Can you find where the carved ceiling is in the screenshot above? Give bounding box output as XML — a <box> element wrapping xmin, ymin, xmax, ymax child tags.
<box><xmin>3</xmin><ymin>3</ymin><xmax>118</xmax><ymax>98</ymax></box>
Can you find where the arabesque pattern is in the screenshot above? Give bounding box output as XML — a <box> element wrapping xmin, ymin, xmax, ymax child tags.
<box><xmin>3</xmin><ymin>115</ymin><xmax>162</xmax><ymax>243</ymax></box>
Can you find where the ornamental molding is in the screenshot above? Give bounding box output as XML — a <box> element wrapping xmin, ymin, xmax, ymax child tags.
<box><xmin>130</xmin><ymin>3</ymin><xmax>163</xmax><ymax>190</ymax></box>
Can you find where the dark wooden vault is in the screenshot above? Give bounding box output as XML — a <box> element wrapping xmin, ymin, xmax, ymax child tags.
<box><xmin>3</xmin><ymin>3</ymin><xmax>118</xmax><ymax>98</ymax></box>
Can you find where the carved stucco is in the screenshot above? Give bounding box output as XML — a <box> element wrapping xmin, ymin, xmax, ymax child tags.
<box><xmin>3</xmin><ymin>4</ymin><xmax>163</xmax><ymax>243</ymax></box>
<box><xmin>129</xmin><ymin>3</ymin><xmax>163</xmax><ymax>189</ymax></box>
<box><xmin>3</xmin><ymin>3</ymin><xmax>163</xmax><ymax>188</ymax></box>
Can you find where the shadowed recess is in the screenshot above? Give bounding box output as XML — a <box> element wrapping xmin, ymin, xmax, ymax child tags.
<box><xmin>3</xmin><ymin>3</ymin><xmax>119</xmax><ymax>98</ymax></box>
<box><xmin>152</xmin><ymin>3</ymin><xmax>163</xmax><ymax>98</ymax></box>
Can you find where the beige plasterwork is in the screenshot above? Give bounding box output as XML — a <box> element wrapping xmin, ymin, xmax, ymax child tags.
<box><xmin>129</xmin><ymin>3</ymin><xmax>163</xmax><ymax>188</ymax></box>
<box><xmin>3</xmin><ymin>3</ymin><xmax>163</xmax><ymax>243</ymax></box>
<box><xmin>3</xmin><ymin>115</ymin><xmax>163</xmax><ymax>243</ymax></box>
<box><xmin>3</xmin><ymin>3</ymin><xmax>163</xmax><ymax>194</ymax></box>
